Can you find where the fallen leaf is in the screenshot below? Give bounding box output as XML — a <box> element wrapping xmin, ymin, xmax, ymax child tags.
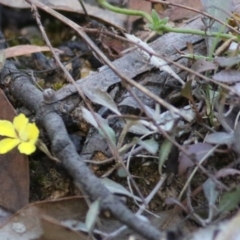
<box><xmin>4</xmin><ymin>45</ymin><xmax>62</xmax><ymax>58</ymax></box>
<box><xmin>214</xmin><ymin>56</ymin><xmax>240</xmax><ymax>67</ymax></box>
<box><xmin>127</xmin><ymin>0</ymin><xmax>152</xmax><ymax>23</ymax></box>
<box><xmin>0</xmin><ymin>197</ymin><xmax>89</xmax><ymax>239</ymax></box>
<box><xmin>205</xmin><ymin>132</ymin><xmax>234</xmax><ymax>145</ymax></box>
<box><xmin>213</xmin><ymin>70</ymin><xmax>240</xmax><ymax>84</ymax></box>
<box><xmin>157</xmin><ymin>0</ymin><xmax>202</xmax><ymax>22</ymax></box>
<box><xmin>41</xmin><ymin>215</ymin><xmax>88</xmax><ymax>240</ymax></box>
<box><xmin>178</xmin><ymin>143</ymin><xmax>213</xmax><ymax>175</ymax></box>
<box><xmin>191</xmin><ymin>59</ymin><xmax>217</xmax><ymax>73</ymax></box>
<box><xmin>0</xmin><ymin>89</ymin><xmax>29</xmax><ymax>211</ymax></box>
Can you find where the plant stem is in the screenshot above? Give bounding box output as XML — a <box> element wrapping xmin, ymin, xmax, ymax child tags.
<box><xmin>159</xmin><ymin>25</ymin><xmax>237</xmax><ymax>41</ymax></box>
<box><xmin>97</xmin><ymin>0</ymin><xmax>153</xmax><ymax>23</ymax></box>
<box><xmin>97</xmin><ymin>0</ymin><xmax>238</xmax><ymax>42</ymax></box>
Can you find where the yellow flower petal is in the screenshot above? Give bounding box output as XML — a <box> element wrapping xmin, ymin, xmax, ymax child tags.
<box><xmin>13</xmin><ymin>114</ymin><xmax>29</xmax><ymax>134</ymax></box>
<box><xmin>19</xmin><ymin>129</ymin><xmax>28</xmax><ymax>142</ymax></box>
<box><xmin>18</xmin><ymin>141</ymin><xmax>36</xmax><ymax>155</ymax></box>
<box><xmin>18</xmin><ymin>122</ymin><xmax>39</xmax><ymax>142</ymax></box>
<box><xmin>25</xmin><ymin>123</ymin><xmax>39</xmax><ymax>142</ymax></box>
<box><xmin>0</xmin><ymin>120</ymin><xmax>17</xmax><ymax>138</ymax></box>
<box><xmin>0</xmin><ymin>138</ymin><xmax>20</xmax><ymax>154</ymax></box>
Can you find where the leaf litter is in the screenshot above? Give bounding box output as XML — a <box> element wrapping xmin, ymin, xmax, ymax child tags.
<box><xmin>2</xmin><ymin>0</ymin><xmax>240</xmax><ymax>239</ymax></box>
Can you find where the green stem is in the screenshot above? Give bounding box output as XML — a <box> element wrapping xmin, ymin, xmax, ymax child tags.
<box><xmin>97</xmin><ymin>0</ymin><xmax>153</xmax><ymax>23</ymax></box>
<box><xmin>160</xmin><ymin>25</ymin><xmax>237</xmax><ymax>40</ymax></box>
<box><xmin>97</xmin><ymin>0</ymin><xmax>237</xmax><ymax>42</ymax></box>
<box><xmin>183</xmin><ymin>54</ymin><xmax>213</xmax><ymax>61</ymax></box>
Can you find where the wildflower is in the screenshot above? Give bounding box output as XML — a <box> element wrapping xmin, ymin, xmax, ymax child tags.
<box><xmin>0</xmin><ymin>114</ymin><xmax>39</xmax><ymax>155</ymax></box>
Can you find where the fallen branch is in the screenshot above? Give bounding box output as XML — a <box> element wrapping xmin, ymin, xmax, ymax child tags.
<box><xmin>1</xmin><ymin>60</ymin><xmax>164</xmax><ymax>239</ymax></box>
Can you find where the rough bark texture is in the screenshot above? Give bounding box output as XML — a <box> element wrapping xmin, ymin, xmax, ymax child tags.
<box><xmin>55</xmin><ymin>16</ymin><xmax>205</xmax><ymax>101</ymax></box>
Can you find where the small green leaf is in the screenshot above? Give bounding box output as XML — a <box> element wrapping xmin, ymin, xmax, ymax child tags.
<box><xmin>203</xmin><ymin>179</ymin><xmax>219</xmax><ymax>206</ymax></box>
<box><xmin>150</xmin><ymin>9</ymin><xmax>168</xmax><ymax>32</ymax></box>
<box><xmin>138</xmin><ymin>138</ymin><xmax>159</xmax><ymax>154</ymax></box>
<box><xmin>85</xmin><ymin>200</ymin><xmax>100</xmax><ymax>233</ymax></box>
<box><xmin>219</xmin><ymin>185</ymin><xmax>240</xmax><ymax>213</ymax></box>
<box><xmin>160</xmin><ymin>17</ymin><xmax>169</xmax><ymax>25</ymax></box>
<box><xmin>158</xmin><ymin>139</ymin><xmax>172</xmax><ymax>175</ymax></box>
<box><xmin>98</xmin><ymin>124</ymin><xmax>116</xmax><ymax>145</ymax></box>
<box><xmin>84</xmin><ymin>88</ymin><xmax>120</xmax><ymax>115</ymax></box>
<box><xmin>128</xmin><ymin>121</ymin><xmax>152</xmax><ymax>135</ymax></box>
<box><xmin>81</xmin><ymin>106</ymin><xmax>116</xmax><ymax>145</ymax></box>
<box><xmin>101</xmin><ymin>178</ymin><xmax>142</xmax><ymax>202</ymax></box>
<box><xmin>81</xmin><ymin>107</ymin><xmax>99</xmax><ymax>128</ymax></box>
<box><xmin>181</xmin><ymin>80</ymin><xmax>194</xmax><ymax>102</ymax></box>
<box><xmin>151</xmin><ymin>9</ymin><xmax>161</xmax><ymax>28</ymax></box>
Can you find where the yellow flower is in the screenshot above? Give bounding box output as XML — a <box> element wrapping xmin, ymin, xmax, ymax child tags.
<box><xmin>0</xmin><ymin>114</ymin><xmax>39</xmax><ymax>155</ymax></box>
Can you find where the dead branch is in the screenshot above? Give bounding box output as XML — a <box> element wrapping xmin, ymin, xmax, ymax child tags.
<box><xmin>0</xmin><ymin>60</ymin><xmax>164</xmax><ymax>240</ymax></box>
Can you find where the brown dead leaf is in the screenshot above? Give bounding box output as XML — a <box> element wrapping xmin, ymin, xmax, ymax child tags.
<box><xmin>0</xmin><ymin>89</ymin><xmax>29</xmax><ymax>211</ymax></box>
<box><xmin>191</xmin><ymin>59</ymin><xmax>217</xmax><ymax>73</ymax></box>
<box><xmin>178</xmin><ymin>143</ymin><xmax>214</xmax><ymax>175</ymax></box>
<box><xmin>0</xmin><ymin>197</ymin><xmax>89</xmax><ymax>239</ymax></box>
<box><xmin>4</xmin><ymin>45</ymin><xmax>62</xmax><ymax>58</ymax></box>
<box><xmin>181</xmin><ymin>80</ymin><xmax>194</xmax><ymax>102</ymax></box>
<box><xmin>127</xmin><ymin>0</ymin><xmax>152</xmax><ymax>23</ymax></box>
<box><xmin>41</xmin><ymin>215</ymin><xmax>88</xmax><ymax>240</ymax></box>
<box><xmin>156</xmin><ymin>0</ymin><xmax>202</xmax><ymax>22</ymax></box>
<box><xmin>126</xmin><ymin>0</ymin><xmax>152</xmax><ymax>34</ymax></box>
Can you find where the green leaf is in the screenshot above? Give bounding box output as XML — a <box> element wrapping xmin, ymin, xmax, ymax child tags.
<box><xmin>84</xmin><ymin>88</ymin><xmax>120</xmax><ymax>115</ymax></box>
<box><xmin>203</xmin><ymin>179</ymin><xmax>219</xmax><ymax>206</ymax></box>
<box><xmin>81</xmin><ymin>106</ymin><xmax>116</xmax><ymax>145</ymax></box>
<box><xmin>151</xmin><ymin>9</ymin><xmax>161</xmax><ymax>28</ymax></box>
<box><xmin>98</xmin><ymin>124</ymin><xmax>116</xmax><ymax>145</ymax></box>
<box><xmin>81</xmin><ymin>107</ymin><xmax>100</xmax><ymax>128</ymax></box>
<box><xmin>150</xmin><ymin>9</ymin><xmax>168</xmax><ymax>32</ymax></box>
<box><xmin>128</xmin><ymin>121</ymin><xmax>152</xmax><ymax>135</ymax></box>
<box><xmin>101</xmin><ymin>178</ymin><xmax>142</xmax><ymax>202</ymax></box>
<box><xmin>138</xmin><ymin>138</ymin><xmax>159</xmax><ymax>154</ymax></box>
<box><xmin>160</xmin><ymin>17</ymin><xmax>169</xmax><ymax>25</ymax></box>
<box><xmin>158</xmin><ymin>139</ymin><xmax>172</xmax><ymax>175</ymax></box>
<box><xmin>85</xmin><ymin>200</ymin><xmax>100</xmax><ymax>233</ymax></box>
<box><xmin>219</xmin><ymin>185</ymin><xmax>240</xmax><ymax>213</ymax></box>
<box><xmin>181</xmin><ymin>80</ymin><xmax>194</xmax><ymax>102</ymax></box>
